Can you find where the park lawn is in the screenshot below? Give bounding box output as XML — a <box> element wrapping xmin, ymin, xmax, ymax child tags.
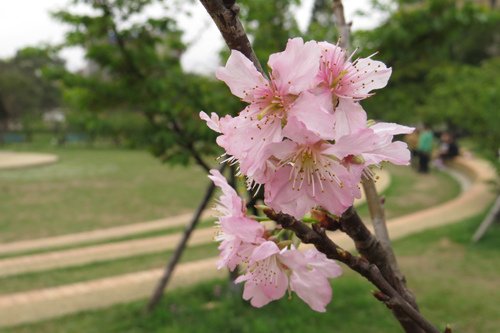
<box><xmin>357</xmin><ymin>164</ymin><xmax>461</xmax><ymax>220</ymax></box>
<box><xmin>0</xmin><ymin>147</ymin><xmax>214</xmax><ymax>242</ymax></box>
<box><xmin>5</xmin><ymin>212</ymin><xmax>499</xmax><ymax>333</ymax></box>
<box><xmin>0</xmin><ymin>162</ymin><xmax>461</xmax><ymax>293</ymax></box>
<box><xmin>0</xmin><ymin>146</ymin><xmax>459</xmax><ymax>243</ymax></box>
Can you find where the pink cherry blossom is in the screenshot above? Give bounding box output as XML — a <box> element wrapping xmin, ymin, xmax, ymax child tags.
<box><xmin>263</xmin><ymin>121</ymin><xmax>359</xmax><ymax>218</ymax></box>
<box><xmin>314</xmin><ymin>42</ymin><xmax>391</xmax><ymax>142</ymax></box>
<box><xmin>316</xmin><ymin>42</ymin><xmax>392</xmax><ymax>102</ymax></box>
<box><xmin>280</xmin><ymin>248</ymin><xmax>342</xmax><ymax>312</ymax></box>
<box><xmin>208</xmin><ymin>169</ymin><xmax>265</xmax><ymax>270</ymax></box>
<box><xmin>329</xmin><ymin>122</ymin><xmax>414</xmax><ymax>167</ymax></box>
<box><xmin>235</xmin><ymin>241</ymin><xmax>289</xmax><ymax>307</ymax></box>
<box><xmin>236</xmin><ymin>242</ymin><xmax>342</xmax><ymax>311</ymax></box>
<box><xmin>215</xmin><ymin>38</ymin><xmax>335</xmax><ymax>145</ymax></box>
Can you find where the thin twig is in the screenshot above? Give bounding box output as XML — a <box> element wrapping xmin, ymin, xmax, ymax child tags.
<box><xmin>146</xmin><ymin>163</ymin><xmax>226</xmax><ymax>311</ymax></box>
<box><xmin>96</xmin><ymin>0</ymin><xmax>211</xmax><ymax>172</ymax></box>
<box><xmin>361</xmin><ymin>177</ymin><xmax>410</xmax><ymax>294</ymax></box>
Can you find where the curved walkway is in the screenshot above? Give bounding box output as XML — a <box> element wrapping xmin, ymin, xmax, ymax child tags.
<box><xmin>0</xmin><ymin>157</ymin><xmax>494</xmax><ymax>327</ymax></box>
<box><xmin>0</xmin><ymin>151</ymin><xmax>58</xmax><ymax>170</ymax></box>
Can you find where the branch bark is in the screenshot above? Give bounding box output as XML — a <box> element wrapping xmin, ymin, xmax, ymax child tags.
<box><xmin>362</xmin><ymin>177</ymin><xmax>407</xmax><ymax>288</ymax></box>
<box><xmin>264</xmin><ymin>208</ymin><xmax>441</xmax><ymax>333</ymax></box>
<box><xmin>332</xmin><ymin>0</ymin><xmax>351</xmax><ymax>51</ymax></box>
<box><xmin>198</xmin><ymin>0</ymin><xmax>263</xmax><ymax>73</ymax></box>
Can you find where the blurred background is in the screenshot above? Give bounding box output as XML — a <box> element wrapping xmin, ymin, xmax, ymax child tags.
<box><xmin>0</xmin><ymin>0</ymin><xmax>499</xmax><ymax>332</ymax></box>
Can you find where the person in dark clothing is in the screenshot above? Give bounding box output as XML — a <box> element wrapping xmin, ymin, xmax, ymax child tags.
<box><xmin>435</xmin><ymin>132</ymin><xmax>460</xmax><ymax>168</ymax></box>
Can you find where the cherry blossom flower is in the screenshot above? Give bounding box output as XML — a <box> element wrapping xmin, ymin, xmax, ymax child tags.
<box><xmin>264</xmin><ymin>121</ymin><xmax>359</xmax><ymax>219</ymax></box>
<box><xmin>314</xmin><ymin>42</ymin><xmax>392</xmax><ymax>141</ymax></box>
<box><xmin>235</xmin><ymin>241</ymin><xmax>289</xmax><ymax>307</ymax></box>
<box><xmin>330</xmin><ymin>122</ymin><xmax>414</xmax><ymax>167</ymax></box>
<box><xmin>211</xmin><ymin>38</ymin><xmax>337</xmax><ymax>180</ymax></box>
<box><xmin>280</xmin><ymin>248</ymin><xmax>342</xmax><ymax>312</ymax></box>
<box><xmin>208</xmin><ymin>169</ymin><xmax>265</xmax><ymax>270</ymax></box>
<box><xmin>236</xmin><ymin>242</ymin><xmax>342</xmax><ymax>312</ymax></box>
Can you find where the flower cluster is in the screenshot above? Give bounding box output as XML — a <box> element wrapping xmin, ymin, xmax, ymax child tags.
<box><xmin>202</xmin><ymin>38</ymin><xmax>413</xmax><ymax>312</ymax></box>
<box><xmin>209</xmin><ymin>170</ymin><xmax>342</xmax><ymax>312</ymax></box>
<box><xmin>202</xmin><ymin>38</ymin><xmax>413</xmax><ymax>219</ymax></box>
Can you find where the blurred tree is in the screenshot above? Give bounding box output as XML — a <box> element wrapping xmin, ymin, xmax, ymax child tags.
<box><xmin>354</xmin><ymin>0</ymin><xmax>500</xmax><ymax>123</ymax></box>
<box><xmin>418</xmin><ymin>57</ymin><xmax>500</xmax><ymax>162</ymax></box>
<box><xmin>0</xmin><ymin>47</ymin><xmax>64</xmax><ymax>132</ymax></box>
<box><xmin>53</xmin><ymin>0</ymin><xmax>239</xmax><ymax>167</ymax></box>
<box><xmin>307</xmin><ymin>0</ymin><xmax>339</xmax><ymax>41</ymax></box>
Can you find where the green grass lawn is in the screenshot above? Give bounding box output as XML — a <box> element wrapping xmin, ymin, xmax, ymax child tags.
<box><xmin>0</xmin><ymin>148</ymin><xmax>462</xmax><ymax>294</ymax></box>
<box><xmin>5</xmin><ymin>212</ymin><xmax>499</xmax><ymax>333</ymax></box>
<box><xmin>0</xmin><ymin>147</ymin><xmax>213</xmax><ymax>242</ymax></box>
<box><xmin>0</xmin><ymin>146</ymin><xmax>460</xmax><ymax>243</ymax></box>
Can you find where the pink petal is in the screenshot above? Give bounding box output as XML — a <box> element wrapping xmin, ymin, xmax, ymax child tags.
<box><xmin>371</xmin><ymin>122</ymin><xmax>414</xmax><ymax>136</ymax></box>
<box><xmin>219</xmin><ymin>216</ymin><xmax>265</xmax><ymax>243</ymax></box>
<box><xmin>287</xmin><ymin>92</ymin><xmax>335</xmax><ymax>140</ymax></box>
<box><xmin>264</xmin><ymin>166</ymin><xmax>318</xmax><ymax>219</ymax></box>
<box><xmin>333</xmin><ymin>99</ymin><xmax>367</xmax><ymax>139</ymax></box>
<box><xmin>208</xmin><ymin>169</ymin><xmax>244</xmax><ymax>215</ymax></box>
<box><xmin>251</xmin><ymin>241</ymin><xmax>280</xmax><ymax>262</ymax></box>
<box><xmin>344</xmin><ymin>57</ymin><xmax>392</xmax><ymax>99</ymax></box>
<box><xmin>268</xmin><ymin>38</ymin><xmax>320</xmax><ymax>95</ymax></box>
<box><xmin>216</xmin><ymin>50</ymin><xmax>268</xmax><ymax>103</ymax></box>
<box><xmin>241</xmin><ymin>281</ymin><xmax>274</xmax><ymax>308</ymax></box>
<box><xmin>326</xmin><ymin>128</ymin><xmax>377</xmax><ymax>159</ymax></box>
<box><xmin>199</xmin><ymin>111</ymin><xmax>221</xmax><ymax>133</ymax></box>
<box><xmin>289</xmin><ymin>269</ymin><xmax>332</xmax><ymax>312</ymax></box>
<box><xmin>363</xmin><ymin>141</ymin><xmax>411</xmax><ymax>166</ymax></box>
<box><xmin>281</xmin><ymin>248</ymin><xmax>341</xmax><ymax>312</ymax></box>
<box><xmin>303</xmin><ymin>249</ymin><xmax>343</xmax><ymax>278</ymax></box>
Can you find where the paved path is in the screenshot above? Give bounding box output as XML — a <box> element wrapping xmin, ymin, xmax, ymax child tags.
<box><xmin>0</xmin><ymin>151</ymin><xmax>58</xmax><ymax>170</ymax></box>
<box><xmin>0</xmin><ymin>212</ymin><xmax>206</xmax><ymax>256</ymax></box>
<box><xmin>0</xmin><ymin>258</ymin><xmax>226</xmax><ymax>327</ymax></box>
<box><xmin>2</xmin><ymin>159</ymin><xmax>491</xmax><ymax>328</ymax></box>
<box><xmin>0</xmin><ymin>228</ymin><xmax>216</xmax><ymax>278</ymax></box>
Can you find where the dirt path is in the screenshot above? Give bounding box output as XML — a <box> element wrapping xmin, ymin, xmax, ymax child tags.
<box><xmin>0</xmin><ymin>151</ymin><xmax>58</xmax><ymax>170</ymax></box>
<box><xmin>0</xmin><ymin>157</ymin><xmax>493</xmax><ymax>328</ymax></box>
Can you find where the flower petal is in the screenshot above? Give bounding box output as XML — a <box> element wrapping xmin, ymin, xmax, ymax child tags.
<box><xmin>216</xmin><ymin>50</ymin><xmax>268</xmax><ymax>102</ymax></box>
<box><xmin>268</xmin><ymin>38</ymin><xmax>320</xmax><ymax>95</ymax></box>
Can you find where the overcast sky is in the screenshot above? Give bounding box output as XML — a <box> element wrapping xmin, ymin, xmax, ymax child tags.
<box><xmin>0</xmin><ymin>0</ymin><xmax>385</xmax><ymax>74</ymax></box>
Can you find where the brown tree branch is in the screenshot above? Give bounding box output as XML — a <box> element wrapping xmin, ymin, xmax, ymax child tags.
<box><xmin>339</xmin><ymin>207</ymin><xmax>421</xmax><ymax>332</ymax></box>
<box><xmin>362</xmin><ymin>178</ymin><xmax>409</xmax><ymax>289</ymax></box>
<box><xmin>263</xmin><ymin>208</ymin><xmax>441</xmax><ymax>333</ymax></box>
<box><xmin>198</xmin><ymin>0</ymin><xmax>263</xmax><ymax>73</ymax></box>
<box><xmin>332</xmin><ymin>0</ymin><xmax>351</xmax><ymax>51</ymax></box>
<box><xmin>95</xmin><ymin>0</ymin><xmax>145</xmax><ymax>79</ymax></box>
